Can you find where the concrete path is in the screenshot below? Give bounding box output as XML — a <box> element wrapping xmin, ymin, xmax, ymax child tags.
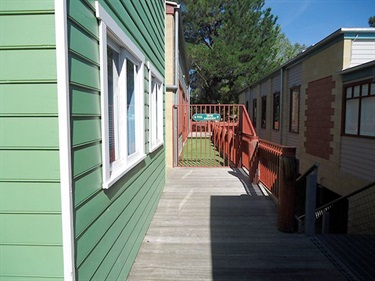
<box><xmin>128</xmin><ymin>168</ymin><xmax>346</xmax><ymax>281</ymax></box>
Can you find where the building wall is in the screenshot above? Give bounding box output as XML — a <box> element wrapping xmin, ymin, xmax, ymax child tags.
<box><xmin>238</xmin><ymin>89</ymin><xmax>246</xmax><ymax>105</ymax></box>
<box><xmin>67</xmin><ymin>1</ymin><xmax>166</xmax><ymax>280</ymax></box>
<box><xmin>165</xmin><ymin>11</ymin><xmax>175</xmax><ymax>168</ymax></box>
<box><xmin>340</xmin><ymin>61</ymin><xmax>375</xmax><ymax>185</ymax></box>
<box><xmin>0</xmin><ymin>1</ymin><xmax>65</xmax><ymax>279</ymax></box>
<box><xmin>282</xmin><ymin>63</ymin><xmax>302</xmax><ymax>157</ymax></box>
<box><xmin>243</xmin><ymin>31</ymin><xmax>375</xmax><ymax>197</ymax></box>
<box><xmin>299</xmin><ymin>40</ymin><xmax>346</xmax><ymax>194</ymax></box>
<box><xmin>350</xmin><ymin>40</ymin><xmax>375</xmax><ymax>67</ymax></box>
<box><xmin>341</xmin><ymin>137</ymin><xmax>375</xmax><ymax>182</ymax></box>
<box><xmin>305</xmin><ymin>76</ymin><xmax>335</xmax><ymax>160</ymax></box>
<box><xmin>165</xmin><ymin>3</ymin><xmax>190</xmax><ymax>168</ymax></box>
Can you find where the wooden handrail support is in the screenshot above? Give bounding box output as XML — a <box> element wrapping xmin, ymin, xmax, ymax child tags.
<box><xmin>258</xmin><ymin>139</ymin><xmax>297</xmax><ymax>232</ymax></box>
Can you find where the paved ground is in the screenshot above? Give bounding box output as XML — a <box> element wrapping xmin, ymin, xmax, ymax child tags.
<box><xmin>127</xmin><ymin>168</ymin><xmax>346</xmax><ymax>281</ymax></box>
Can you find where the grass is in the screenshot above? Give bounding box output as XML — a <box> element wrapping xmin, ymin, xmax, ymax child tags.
<box><xmin>178</xmin><ymin>137</ymin><xmax>225</xmax><ymax>167</ymax></box>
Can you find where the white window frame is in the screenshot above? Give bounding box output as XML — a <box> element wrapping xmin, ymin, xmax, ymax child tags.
<box><xmin>148</xmin><ymin>62</ymin><xmax>164</xmax><ymax>152</ymax></box>
<box><xmin>96</xmin><ymin>2</ymin><xmax>146</xmax><ymax>189</ymax></box>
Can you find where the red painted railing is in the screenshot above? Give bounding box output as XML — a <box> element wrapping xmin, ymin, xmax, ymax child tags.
<box><xmin>175</xmin><ymin>104</ymin><xmax>258</xmax><ymax>168</ymax></box>
<box><xmin>258</xmin><ymin>139</ymin><xmax>296</xmax><ymax>200</ymax></box>
<box><xmin>209</xmin><ymin>105</ymin><xmax>258</xmax><ymax>173</ymax></box>
<box><xmin>174</xmin><ymin>104</ymin><xmax>297</xmax><ymax>231</ymax></box>
<box><xmin>209</xmin><ymin>105</ymin><xmax>297</xmax><ymax>231</ymax></box>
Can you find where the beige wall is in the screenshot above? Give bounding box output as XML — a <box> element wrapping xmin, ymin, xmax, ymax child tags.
<box><xmin>299</xmin><ymin>40</ymin><xmax>357</xmax><ymax>195</ymax></box>
<box><xmin>292</xmin><ymin>40</ymin><xmax>368</xmax><ymax>195</ymax></box>
<box><xmin>165</xmin><ymin>13</ymin><xmax>175</xmax><ymax>168</ymax></box>
<box><xmin>165</xmin><ymin>9</ymin><xmax>190</xmax><ymax>169</ymax></box>
<box><xmin>247</xmin><ymin>39</ymin><xmax>371</xmax><ymax>195</ymax></box>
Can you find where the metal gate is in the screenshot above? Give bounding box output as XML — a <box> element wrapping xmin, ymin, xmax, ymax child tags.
<box><xmin>173</xmin><ymin>104</ymin><xmax>256</xmax><ymax>167</ymax></box>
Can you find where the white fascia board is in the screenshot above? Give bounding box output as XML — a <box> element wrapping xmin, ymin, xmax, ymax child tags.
<box><xmin>55</xmin><ymin>0</ymin><xmax>76</xmax><ymax>280</ymax></box>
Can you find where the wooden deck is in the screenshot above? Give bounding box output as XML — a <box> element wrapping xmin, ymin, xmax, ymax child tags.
<box><xmin>127</xmin><ymin>168</ymin><xmax>346</xmax><ymax>281</ymax></box>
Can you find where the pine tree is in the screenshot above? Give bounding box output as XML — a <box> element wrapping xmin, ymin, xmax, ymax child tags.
<box><xmin>181</xmin><ymin>0</ymin><xmax>294</xmax><ymax>103</ymax></box>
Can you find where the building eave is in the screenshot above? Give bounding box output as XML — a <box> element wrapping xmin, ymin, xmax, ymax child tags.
<box><xmin>244</xmin><ymin>28</ymin><xmax>375</xmax><ymax>90</ymax></box>
<box><xmin>340</xmin><ymin>59</ymin><xmax>375</xmax><ymax>75</ymax></box>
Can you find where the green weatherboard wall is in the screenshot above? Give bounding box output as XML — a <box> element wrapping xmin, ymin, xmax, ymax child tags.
<box><xmin>0</xmin><ymin>0</ymin><xmax>166</xmax><ymax>280</ymax></box>
<box><xmin>0</xmin><ymin>0</ymin><xmax>64</xmax><ymax>280</ymax></box>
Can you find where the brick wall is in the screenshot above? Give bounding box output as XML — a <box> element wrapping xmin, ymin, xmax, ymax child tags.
<box><xmin>305</xmin><ymin>76</ymin><xmax>335</xmax><ymax>159</ymax></box>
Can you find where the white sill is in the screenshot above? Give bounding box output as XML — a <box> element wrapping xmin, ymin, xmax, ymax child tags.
<box><xmin>103</xmin><ymin>153</ymin><xmax>147</xmax><ymax>189</ymax></box>
<box><xmin>149</xmin><ymin>140</ymin><xmax>164</xmax><ymax>153</ymax></box>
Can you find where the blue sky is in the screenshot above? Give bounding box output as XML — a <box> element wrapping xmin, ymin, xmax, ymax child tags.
<box><xmin>264</xmin><ymin>0</ymin><xmax>375</xmax><ymax>47</ymax></box>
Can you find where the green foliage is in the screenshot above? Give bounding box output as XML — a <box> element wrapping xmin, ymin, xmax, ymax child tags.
<box><xmin>369</xmin><ymin>16</ymin><xmax>375</xmax><ymax>27</ymax></box>
<box><xmin>275</xmin><ymin>33</ymin><xmax>307</xmax><ymax>63</ymax></box>
<box><xmin>181</xmin><ymin>0</ymin><xmax>298</xmax><ymax>104</ymax></box>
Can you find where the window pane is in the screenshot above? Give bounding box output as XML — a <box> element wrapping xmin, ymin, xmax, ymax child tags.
<box><xmin>261</xmin><ymin>96</ymin><xmax>266</xmax><ymax>129</ymax></box>
<box><xmin>127</xmin><ymin>60</ymin><xmax>136</xmax><ymax>155</ymax></box>
<box><xmin>360</xmin><ymin>96</ymin><xmax>375</xmax><ymax>136</ymax></box>
<box><xmin>353</xmin><ymin>85</ymin><xmax>360</xmax><ymax>97</ymax></box>
<box><xmin>150</xmin><ymin>78</ymin><xmax>157</xmax><ymax>144</ymax></box>
<box><xmin>155</xmin><ymin>82</ymin><xmax>159</xmax><ymax>139</ymax></box>
<box><xmin>108</xmin><ymin>47</ymin><xmax>119</xmax><ymax>163</ymax></box>
<box><xmin>361</xmin><ymin>84</ymin><xmax>369</xmax><ymax>96</ymax></box>
<box><xmin>252</xmin><ymin>99</ymin><xmax>257</xmax><ymax>127</ymax></box>
<box><xmin>346</xmin><ymin>87</ymin><xmax>352</xmax><ymax>98</ymax></box>
<box><xmin>345</xmin><ymin>99</ymin><xmax>359</xmax><ymax>135</ymax></box>
<box><xmin>290</xmin><ymin>88</ymin><xmax>300</xmax><ymax>133</ymax></box>
<box><xmin>370</xmin><ymin>83</ymin><xmax>375</xmax><ymax>96</ymax></box>
<box><xmin>273</xmin><ymin>93</ymin><xmax>280</xmax><ymax>130</ymax></box>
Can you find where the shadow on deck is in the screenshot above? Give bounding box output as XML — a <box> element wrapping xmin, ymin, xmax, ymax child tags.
<box><xmin>128</xmin><ymin>168</ymin><xmax>347</xmax><ymax>281</ymax></box>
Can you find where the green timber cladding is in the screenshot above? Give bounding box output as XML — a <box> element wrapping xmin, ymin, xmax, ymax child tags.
<box><xmin>0</xmin><ymin>0</ymin><xmax>166</xmax><ymax>280</ymax></box>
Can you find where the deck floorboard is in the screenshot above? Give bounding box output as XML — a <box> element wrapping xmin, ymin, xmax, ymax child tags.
<box><xmin>128</xmin><ymin>168</ymin><xmax>346</xmax><ymax>281</ymax></box>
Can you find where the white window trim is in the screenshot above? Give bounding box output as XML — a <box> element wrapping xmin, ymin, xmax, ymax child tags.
<box><xmin>148</xmin><ymin>62</ymin><xmax>164</xmax><ymax>152</ymax></box>
<box><xmin>96</xmin><ymin>2</ymin><xmax>146</xmax><ymax>189</ymax></box>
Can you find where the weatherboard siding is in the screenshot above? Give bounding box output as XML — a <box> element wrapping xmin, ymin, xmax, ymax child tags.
<box><xmin>0</xmin><ymin>1</ymin><xmax>64</xmax><ymax>280</ymax></box>
<box><xmin>284</xmin><ymin>64</ymin><xmax>302</xmax><ymax>156</ymax></box>
<box><xmin>271</xmin><ymin>74</ymin><xmax>281</xmax><ymax>93</ymax></box>
<box><xmin>350</xmin><ymin>40</ymin><xmax>375</xmax><ymax>67</ymax></box>
<box><xmin>340</xmin><ymin>137</ymin><xmax>375</xmax><ymax>182</ymax></box>
<box><xmin>69</xmin><ymin>1</ymin><xmax>166</xmax><ymax>280</ymax></box>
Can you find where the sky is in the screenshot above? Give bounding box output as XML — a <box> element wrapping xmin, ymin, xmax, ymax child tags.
<box><xmin>264</xmin><ymin>0</ymin><xmax>375</xmax><ymax>47</ymax></box>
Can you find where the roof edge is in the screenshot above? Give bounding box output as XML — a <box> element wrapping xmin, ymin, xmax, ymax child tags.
<box><xmin>340</xmin><ymin>59</ymin><xmax>375</xmax><ymax>75</ymax></box>
<box><xmin>242</xmin><ymin>28</ymin><xmax>375</xmax><ymax>91</ymax></box>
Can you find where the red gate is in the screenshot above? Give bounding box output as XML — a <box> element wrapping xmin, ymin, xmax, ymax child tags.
<box><xmin>173</xmin><ymin>104</ymin><xmax>258</xmax><ymax>168</ymax></box>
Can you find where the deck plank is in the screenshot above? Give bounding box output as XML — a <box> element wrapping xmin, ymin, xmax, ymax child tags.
<box><xmin>127</xmin><ymin>168</ymin><xmax>346</xmax><ymax>281</ymax></box>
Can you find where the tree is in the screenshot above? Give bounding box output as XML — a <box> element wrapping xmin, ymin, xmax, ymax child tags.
<box><xmin>274</xmin><ymin>33</ymin><xmax>307</xmax><ymax>63</ymax></box>
<box><xmin>181</xmin><ymin>0</ymin><xmax>295</xmax><ymax>104</ymax></box>
<box><xmin>369</xmin><ymin>16</ymin><xmax>375</xmax><ymax>27</ymax></box>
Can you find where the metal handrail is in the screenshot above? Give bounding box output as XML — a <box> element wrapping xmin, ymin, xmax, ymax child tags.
<box><xmin>295</xmin><ymin>163</ymin><xmax>319</xmax><ymax>219</ymax></box>
<box><xmin>299</xmin><ymin>181</ymin><xmax>375</xmax><ymax>221</ymax></box>
<box><xmin>296</xmin><ymin>163</ymin><xmax>319</xmax><ymax>182</ymax></box>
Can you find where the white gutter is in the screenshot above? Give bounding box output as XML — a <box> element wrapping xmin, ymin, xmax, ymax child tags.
<box><xmin>55</xmin><ymin>1</ymin><xmax>76</xmax><ymax>280</ymax></box>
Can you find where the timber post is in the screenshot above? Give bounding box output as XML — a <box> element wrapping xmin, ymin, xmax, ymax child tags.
<box><xmin>277</xmin><ymin>147</ymin><xmax>297</xmax><ymax>232</ymax></box>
